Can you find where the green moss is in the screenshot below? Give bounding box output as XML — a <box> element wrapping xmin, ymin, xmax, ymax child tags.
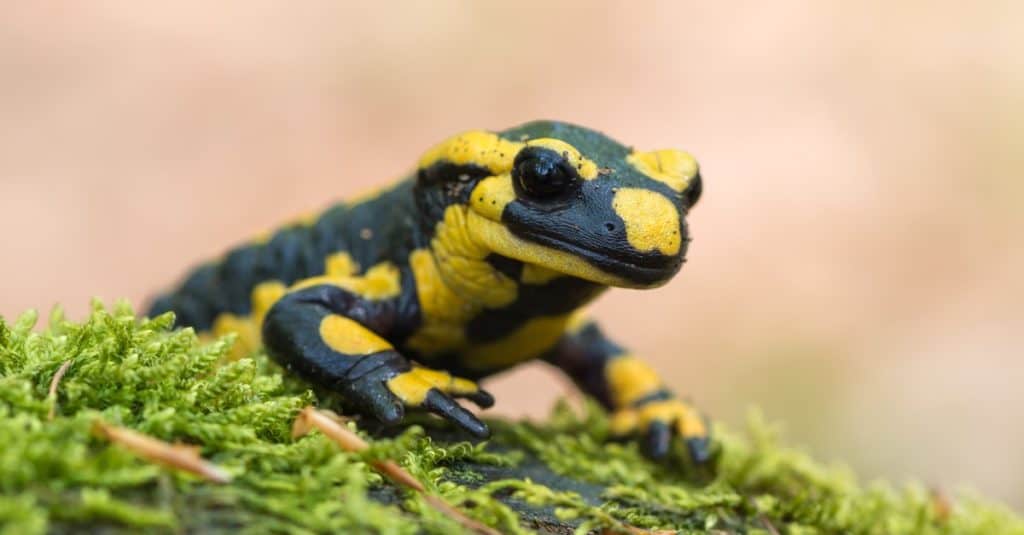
<box><xmin>0</xmin><ymin>302</ymin><xmax>1021</xmax><ymax>534</ymax></box>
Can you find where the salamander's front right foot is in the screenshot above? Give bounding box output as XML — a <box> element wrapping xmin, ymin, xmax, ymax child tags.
<box><xmin>340</xmin><ymin>352</ymin><xmax>494</xmax><ymax>438</ymax></box>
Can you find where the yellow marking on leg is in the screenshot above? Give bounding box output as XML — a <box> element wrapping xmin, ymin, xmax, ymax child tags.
<box><xmin>610</xmin><ymin>399</ymin><xmax>707</xmax><ymax>439</ymax></box>
<box><xmin>605</xmin><ymin>355</ymin><xmax>663</xmax><ymax>408</ymax></box>
<box><xmin>411</xmin><ymin>367</ymin><xmax>479</xmax><ymax>395</ymax></box>
<box><xmin>464</xmin><ymin>315</ymin><xmax>572</xmax><ymax>369</ymax></box>
<box><xmin>318</xmin><ymin>315</ymin><xmax>393</xmax><ymax>356</ymax></box>
<box><xmin>324</xmin><ymin>252</ymin><xmax>359</xmax><ymax>277</ymax></box>
<box><xmin>611</xmin><ymin>188</ymin><xmax>681</xmax><ymax>256</ymax></box>
<box><xmin>636</xmin><ymin>400</ymin><xmax>707</xmax><ymax>438</ymax></box>
<box><xmin>388</xmin><ymin>366</ymin><xmax>481</xmax><ymax>406</ymax></box>
<box><xmin>386</xmin><ymin>372</ymin><xmax>433</xmax><ymax>405</ymax></box>
<box><xmin>676</xmin><ymin>406</ymin><xmax>708</xmax><ymax>439</ymax></box>
<box><xmin>609</xmin><ymin>409</ymin><xmax>639</xmax><ymax>436</ymax></box>
<box><xmin>627</xmin><ymin>149</ymin><xmax>699</xmax><ymax>192</ymax></box>
<box><xmin>252</xmin><ymin>280</ymin><xmax>287</xmax><ymax>326</ymax></box>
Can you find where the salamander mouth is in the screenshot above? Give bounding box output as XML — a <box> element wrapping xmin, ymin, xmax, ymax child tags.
<box><xmin>465</xmin><ymin>210</ymin><xmax>680</xmax><ymax>289</ymax></box>
<box><xmin>516</xmin><ymin>228</ymin><xmax>683</xmax><ymax>288</ymax></box>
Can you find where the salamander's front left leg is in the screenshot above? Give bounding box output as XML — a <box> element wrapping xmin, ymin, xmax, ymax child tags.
<box><xmin>262</xmin><ymin>283</ymin><xmax>493</xmax><ymax>437</ymax></box>
<box><xmin>544</xmin><ymin>318</ymin><xmax>712</xmax><ymax>463</ymax></box>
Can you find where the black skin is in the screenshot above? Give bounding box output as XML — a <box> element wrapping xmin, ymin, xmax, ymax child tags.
<box><xmin>149</xmin><ymin>120</ymin><xmax>710</xmax><ymax>464</ymax></box>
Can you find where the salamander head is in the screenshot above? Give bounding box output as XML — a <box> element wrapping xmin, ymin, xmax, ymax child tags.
<box><xmin>415</xmin><ymin>120</ymin><xmax>702</xmax><ymax>289</ymax></box>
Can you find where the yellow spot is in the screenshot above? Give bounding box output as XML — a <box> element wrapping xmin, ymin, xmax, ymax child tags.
<box><xmin>318</xmin><ymin>314</ymin><xmax>393</xmax><ymax>356</ymax></box>
<box><xmin>520</xmin><ymin>264</ymin><xmax>562</xmax><ymax>285</ymax></box>
<box><xmin>611</xmin><ymin>188</ymin><xmax>681</xmax><ymax>256</ymax></box>
<box><xmin>605</xmin><ymin>355</ymin><xmax>662</xmax><ymax>408</ymax></box>
<box><xmin>291</xmin><ymin>261</ymin><xmax>401</xmax><ymax>300</ymax></box>
<box><xmin>252</xmin><ymin>281</ymin><xmax>286</xmax><ymax>326</ymax></box>
<box><xmin>627</xmin><ymin>149</ymin><xmax>699</xmax><ymax>192</ymax></box>
<box><xmin>465</xmin><ymin>210</ymin><xmax>634</xmax><ymax>288</ymax></box>
<box><xmin>431</xmin><ymin>205</ymin><xmax>518</xmax><ymax>308</ymax></box>
<box><xmin>211</xmin><ymin>313</ymin><xmax>261</xmax><ymax>360</ymax></box>
<box><xmin>464</xmin><ymin>314</ymin><xmax>571</xmax><ymax>368</ymax></box>
<box><xmin>418</xmin><ymin>131</ymin><xmax>600</xmax><ymax>180</ymax></box>
<box><xmin>324</xmin><ymin>252</ymin><xmax>359</xmax><ymax>277</ymax></box>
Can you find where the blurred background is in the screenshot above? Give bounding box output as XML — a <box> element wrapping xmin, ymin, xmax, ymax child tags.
<box><xmin>2</xmin><ymin>1</ymin><xmax>1022</xmax><ymax>508</ymax></box>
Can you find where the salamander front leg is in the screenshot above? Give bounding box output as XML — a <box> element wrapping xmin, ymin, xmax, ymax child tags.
<box><xmin>262</xmin><ymin>285</ymin><xmax>493</xmax><ymax>437</ymax></box>
<box><xmin>544</xmin><ymin>318</ymin><xmax>712</xmax><ymax>463</ymax></box>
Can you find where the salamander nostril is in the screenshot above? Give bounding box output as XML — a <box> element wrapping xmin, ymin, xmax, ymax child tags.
<box><xmin>604</xmin><ymin>222</ymin><xmax>616</xmax><ymax>232</ymax></box>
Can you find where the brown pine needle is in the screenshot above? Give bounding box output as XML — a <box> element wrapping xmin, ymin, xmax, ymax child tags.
<box><xmin>92</xmin><ymin>421</ymin><xmax>232</xmax><ymax>484</ymax></box>
<box><xmin>47</xmin><ymin>360</ymin><xmax>73</xmax><ymax>421</ymax></box>
<box><xmin>292</xmin><ymin>407</ymin><xmax>500</xmax><ymax>535</ymax></box>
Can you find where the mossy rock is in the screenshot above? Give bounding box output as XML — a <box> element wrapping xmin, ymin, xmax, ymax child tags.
<box><xmin>1</xmin><ymin>303</ymin><xmax>1021</xmax><ymax>534</ymax></box>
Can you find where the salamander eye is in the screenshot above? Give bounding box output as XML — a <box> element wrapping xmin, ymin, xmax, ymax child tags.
<box><xmin>512</xmin><ymin>147</ymin><xmax>579</xmax><ymax>199</ymax></box>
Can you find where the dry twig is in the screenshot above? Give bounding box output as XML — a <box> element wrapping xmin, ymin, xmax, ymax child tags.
<box><xmin>92</xmin><ymin>421</ymin><xmax>231</xmax><ymax>484</ymax></box>
<box><xmin>47</xmin><ymin>360</ymin><xmax>73</xmax><ymax>420</ymax></box>
<box><xmin>292</xmin><ymin>406</ymin><xmax>500</xmax><ymax>535</ymax></box>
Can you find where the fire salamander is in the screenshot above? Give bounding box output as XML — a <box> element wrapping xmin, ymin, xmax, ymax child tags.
<box><xmin>149</xmin><ymin>120</ymin><xmax>710</xmax><ymax>462</ymax></box>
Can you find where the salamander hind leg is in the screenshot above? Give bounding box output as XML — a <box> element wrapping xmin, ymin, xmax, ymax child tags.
<box><xmin>544</xmin><ymin>318</ymin><xmax>713</xmax><ymax>464</ymax></box>
<box><xmin>262</xmin><ymin>283</ymin><xmax>493</xmax><ymax>437</ymax></box>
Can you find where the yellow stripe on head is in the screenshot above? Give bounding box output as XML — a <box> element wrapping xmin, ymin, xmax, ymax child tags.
<box><xmin>524</xmin><ymin>138</ymin><xmax>599</xmax><ymax>180</ymax></box>
<box><xmin>418</xmin><ymin>131</ymin><xmax>600</xmax><ymax>180</ymax></box>
<box><xmin>465</xmin><ymin>210</ymin><xmax>632</xmax><ymax>288</ymax></box>
<box><xmin>418</xmin><ymin>131</ymin><xmax>522</xmax><ymax>174</ymax></box>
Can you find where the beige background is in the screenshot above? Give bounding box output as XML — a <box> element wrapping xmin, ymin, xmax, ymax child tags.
<box><xmin>2</xmin><ymin>2</ymin><xmax>1022</xmax><ymax>507</ymax></box>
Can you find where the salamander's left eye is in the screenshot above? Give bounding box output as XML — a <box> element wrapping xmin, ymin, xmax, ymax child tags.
<box><xmin>512</xmin><ymin>147</ymin><xmax>579</xmax><ymax>199</ymax></box>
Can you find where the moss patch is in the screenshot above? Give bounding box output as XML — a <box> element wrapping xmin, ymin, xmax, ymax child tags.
<box><xmin>0</xmin><ymin>302</ymin><xmax>1021</xmax><ymax>534</ymax></box>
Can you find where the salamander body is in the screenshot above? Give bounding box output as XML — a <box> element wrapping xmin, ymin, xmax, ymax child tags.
<box><xmin>150</xmin><ymin>120</ymin><xmax>710</xmax><ymax>461</ymax></box>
